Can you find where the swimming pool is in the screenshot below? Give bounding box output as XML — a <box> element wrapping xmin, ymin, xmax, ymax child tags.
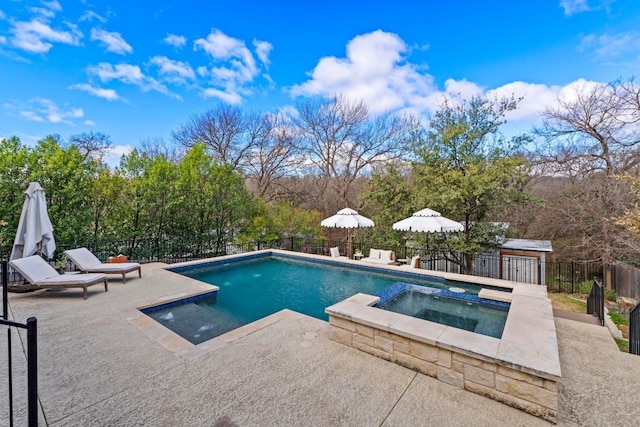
<box><xmin>146</xmin><ymin>253</ymin><xmax>503</xmax><ymax>344</ymax></box>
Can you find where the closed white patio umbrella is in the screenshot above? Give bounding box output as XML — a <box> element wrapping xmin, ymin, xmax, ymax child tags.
<box><xmin>321</xmin><ymin>208</ymin><xmax>374</xmax><ymax>258</ymax></box>
<box><xmin>10</xmin><ymin>182</ymin><xmax>56</xmax><ymax>260</ymax></box>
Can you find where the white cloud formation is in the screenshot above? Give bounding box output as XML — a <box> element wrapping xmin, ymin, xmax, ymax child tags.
<box><xmin>90</xmin><ymin>28</ymin><xmax>132</xmax><ymax>54</ymax></box>
<box><xmin>17</xmin><ymin>97</ymin><xmax>83</xmax><ymax>124</ymax></box>
<box><xmin>578</xmin><ymin>31</ymin><xmax>640</xmax><ymax>60</ymax></box>
<box><xmin>69</xmin><ymin>83</ymin><xmax>121</xmax><ymax>101</ymax></box>
<box><xmin>88</xmin><ymin>62</ymin><xmax>144</xmax><ymax>84</ymax></box>
<box><xmin>193</xmin><ymin>29</ymin><xmax>271</xmax><ymax>103</ymax></box>
<box><xmin>87</xmin><ymin>62</ymin><xmax>180</xmax><ymax>99</ymax></box>
<box><xmin>201</xmin><ymin>88</ymin><xmax>243</xmax><ymax>104</ymax></box>
<box><xmin>289</xmin><ymin>30</ymin><xmax>615</xmax><ymax>134</ymax></box>
<box><xmin>105</xmin><ymin>144</ymin><xmax>134</xmax><ymax>166</ymax></box>
<box><xmin>10</xmin><ymin>19</ymin><xmax>82</xmax><ymax>53</ymax></box>
<box><xmin>253</xmin><ymin>39</ymin><xmax>273</xmax><ymax>67</ymax></box>
<box><xmin>560</xmin><ymin>0</ymin><xmax>591</xmax><ymax>16</ymax></box>
<box><xmin>163</xmin><ymin>33</ymin><xmax>186</xmax><ymax>47</ymax></box>
<box><xmin>80</xmin><ymin>10</ymin><xmax>107</xmax><ymax>23</ymax></box>
<box><xmin>291</xmin><ymin>30</ymin><xmax>437</xmax><ymax>114</ymax></box>
<box><xmin>149</xmin><ymin>56</ymin><xmax>195</xmax><ymax>84</ymax></box>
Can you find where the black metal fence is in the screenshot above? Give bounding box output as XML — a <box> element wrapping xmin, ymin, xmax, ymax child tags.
<box><xmin>630</xmin><ymin>302</ymin><xmax>640</xmax><ymax>355</ymax></box>
<box><xmin>587</xmin><ymin>278</ymin><xmax>605</xmax><ymax>326</ymax></box>
<box><xmin>2</xmin><ymin>260</ymin><xmax>39</xmax><ymax>426</ymax></box>
<box><xmin>0</xmin><ymin>235</ymin><xmax>604</xmax><ymax>292</ymax></box>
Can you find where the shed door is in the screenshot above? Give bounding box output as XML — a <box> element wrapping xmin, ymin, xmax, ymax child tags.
<box><xmin>502</xmin><ymin>255</ymin><xmax>539</xmax><ymax>284</ymax></box>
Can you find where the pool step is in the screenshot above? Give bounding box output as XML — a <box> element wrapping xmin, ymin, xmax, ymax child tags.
<box><xmin>478</xmin><ymin>288</ymin><xmax>513</xmax><ymax>303</ymax></box>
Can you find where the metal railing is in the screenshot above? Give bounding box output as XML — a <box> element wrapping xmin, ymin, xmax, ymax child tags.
<box><xmin>587</xmin><ymin>278</ymin><xmax>605</xmax><ymax>326</ymax></box>
<box><xmin>0</xmin><ymin>235</ymin><xmax>604</xmax><ymax>290</ymax></box>
<box><xmin>2</xmin><ymin>260</ymin><xmax>39</xmax><ymax>426</ymax></box>
<box><xmin>630</xmin><ymin>302</ymin><xmax>640</xmax><ymax>355</ymax></box>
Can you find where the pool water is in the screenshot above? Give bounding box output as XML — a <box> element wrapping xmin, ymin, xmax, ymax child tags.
<box><xmin>376</xmin><ymin>284</ymin><xmax>509</xmax><ymax>338</ymax></box>
<box><xmin>146</xmin><ymin>256</ymin><xmax>496</xmax><ymax>344</ymax></box>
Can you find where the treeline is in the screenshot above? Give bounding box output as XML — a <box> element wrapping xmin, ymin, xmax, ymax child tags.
<box><xmin>2</xmin><ymin>81</ymin><xmax>640</xmax><ymax>268</ymax></box>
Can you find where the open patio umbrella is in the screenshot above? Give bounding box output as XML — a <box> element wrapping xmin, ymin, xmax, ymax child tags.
<box><xmin>392</xmin><ymin>208</ymin><xmax>462</xmax><ymax>264</ymax></box>
<box><xmin>10</xmin><ymin>182</ymin><xmax>56</xmax><ymax>260</ymax></box>
<box><xmin>392</xmin><ymin>208</ymin><xmax>463</xmax><ymax>233</ymax></box>
<box><xmin>321</xmin><ymin>208</ymin><xmax>374</xmax><ymax>258</ymax></box>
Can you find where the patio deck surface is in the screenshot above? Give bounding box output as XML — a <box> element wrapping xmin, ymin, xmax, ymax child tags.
<box><xmin>2</xmin><ymin>262</ymin><xmax>639</xmax><ymax>426</ymax></box>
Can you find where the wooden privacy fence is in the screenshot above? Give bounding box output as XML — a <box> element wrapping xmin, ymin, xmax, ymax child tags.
<box><xmin>611</xmin><ymin>263</ymin><xmax>640</xmax><ymax>300</ymax></box>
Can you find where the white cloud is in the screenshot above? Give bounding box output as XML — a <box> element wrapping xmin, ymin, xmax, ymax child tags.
<box><xmin>578</xmin><ymin>31</ymin><xmax>640</xmax><ymax>60</ymax></box>
<box><xmin>42</xmin><ymin>1</ymin><xmax>62</xmax><ymax>12</ymax></box>
<box><xmin>163</xmin><ymin>33</ymin><xmax>186</xmax><ymax>47</ymax></box>
<box><xmin>88</xmin><ymin>62</ymin><xmax>144</xmax><ymax>84</ymax></box>
<box><xmin>69</xmin><ymin>83</ymin><xmax>121</xmax><ymax>101</ymax></box>
<box><xmin>105</xmin><ymin>144</ymin><xmax>134</xmax><ymax>166</ymax></box>
<box><xmin>193</xmin><ymin>29</ymin><xmax>270</xmax><ymax>104</ymax></box>
<box><xmin>253</xmin><ymin>39</ymin><xmax>273</xmax><ymax>67</ymax></box>
<box><xmin>201</xmin><ymin>88</ymin><xmax>243</xmax><ymax>104</ymax></box>
<box><xmin>87</xmin><ymin>62</ymin><xmax>180</xmax><ymax>99</ymax></box>
<box><xmin>90</xmin><ymin>28</ymin><xmax>132</xmax><ymax>54</ymax></box>
<box><xmin>560</xmin><ymin>0</ymin><xmax>591</xmax><ymax>16</ymax></box>
<box><xmin>80</xmin><ymin>10</ymin><xmax>107</xmax><ymax>23</ymax></box>
<box><xmin>16</xmin><ymin>97</ymin><xmax>84</xmax><ymax>124</ymax></box>
<box><xmin>291</xmin><ymin>30</ymin><xmax>437</xmax><ymax>114</ymax></box>
<box><xmin>10</xmin><ymin>19</ymin><xmax>83</xmax><ymax>53</ymax></box>
<box><xmin>149</xmin><ymin>56</ymin><xmax>195</xmax><ymax>84</ymax></box>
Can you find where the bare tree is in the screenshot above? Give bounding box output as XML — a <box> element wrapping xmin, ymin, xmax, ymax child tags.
<box><xmin>535</xmin><ymin>79</ymin><xmax>640</xmax><ymax>176</ymax></box>
<box><xmin>172</xmin><ymin>103</ymin><xmax>254</xmax><ymax>169</ymax></box>
<box><xmin>243</xmin><ymin>113</ymin><xmax>302</xmax><ymax>201</ymax></box>
<box><xmin>138</xmin><ymin>137</ymin><xmax>184</xmax><ymax>162</ymax></box>
<box><xmin>68</xmin><ymin>131</ymin><xmax>112</xmax><ymax>160</ymax></box>
<box><xmin>527</xmin><ymin>78</ymin><xmax>640</xmax><ymax>264</ymax></box>
<box><xmin>296</xmin><ymin>94</ymin><xmax>418</xmax><ymax>210</ymax></box>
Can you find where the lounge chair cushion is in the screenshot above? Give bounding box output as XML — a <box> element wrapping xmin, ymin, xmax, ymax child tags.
<box><xmin>64</xmin><ymin>247</ymin><xmax>102</xmax><ymax>268</ymax></box>
<box><xmin>64</xmin><ymin>247</ymin><xmax>142</xmax><ymax>283</ymax></box>
<box><xmin>330</xmin><ymin>247</ymin><xmax>340</xmax><ymax>258</ymax></box>
<box><xmin>369</xmin><ymin>249</ymin><xmax>381</xmax><ymax>259</ymax></box>
<box><xmin>380</xmin><ymin>250</ymin><xmax>393</xmax><ymax>261</ymax></box>
<box><xmin>9</xmin><ymin>255</ymin><xmax>108</xmax><ymax>299</ymax></box>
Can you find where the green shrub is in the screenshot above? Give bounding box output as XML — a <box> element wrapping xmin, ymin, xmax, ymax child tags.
<box><xmin>608</xmin><ymin>312</ymin><xmax>629</xmax><ymax>326</ymax></box>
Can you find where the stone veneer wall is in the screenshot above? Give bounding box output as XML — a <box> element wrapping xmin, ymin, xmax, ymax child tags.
<box><xmin>328</xmin><ymin>315</ymin><xmax>558</xmax><ymax>423</ymax></box>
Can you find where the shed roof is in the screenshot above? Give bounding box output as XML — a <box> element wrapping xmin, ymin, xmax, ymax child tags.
<box><xmin>502</xmin><ymin>238</ymin><xmax>553</xmax><ymax>252</ymax></box>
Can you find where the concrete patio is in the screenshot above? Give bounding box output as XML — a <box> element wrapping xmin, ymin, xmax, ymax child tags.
<box><xmin>2</xmin><ymin>262</ymin><xmax>639</xmax><ymax>426</ymax></box>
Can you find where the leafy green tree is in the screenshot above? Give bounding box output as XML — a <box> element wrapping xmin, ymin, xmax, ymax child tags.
<box><xmin>174</xmin><ymin>144</ymin><xmax>256</xmax><ymax>252</ymax></box>
<box><xmin>28</xmin><ymin>136</ymin><xmax>98</xmax><ymax>245</ymax></box>
<box><xmin>412</xmin><ymin>95</ymin><xmax>532</xmax><ymax>274</ymax></box>
<box><xmin>361</xmin><ymin>162</ymin><xmax>413</xmax><ymax>248</ymax></box>
<box><xmin>239</xmin><ymin>200</ymin><xmax>323</xmax><ymax>243</ymax></box>
<box><xmin>0</xmin><ymin>137</ymin><xmax>30</xmax><ymax>247</ymax></box>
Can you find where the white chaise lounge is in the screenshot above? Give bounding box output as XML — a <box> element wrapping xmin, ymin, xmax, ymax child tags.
<box><xmin>9</xmin><ymin>255</ymin><xmax>108</xmax><ymax>300</ymax></box>
<box><xmin>64</xmin><ymin>248</ymin><xmax>142</xmax><ymax>284</ymax></box>
<box><xmin>361</xmin><ymin>249</ymin><xmax>396</xmax><ymax>265</ymax></box>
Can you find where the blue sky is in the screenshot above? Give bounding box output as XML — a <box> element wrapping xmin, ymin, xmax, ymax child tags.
<box><xmin>1</xmin><ymin>0</ymin><xmax>639</xmax><ymax>164</ymax></box>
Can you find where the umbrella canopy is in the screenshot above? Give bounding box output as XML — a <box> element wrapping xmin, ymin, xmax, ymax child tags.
<box><xmin>321</xmin><ymin>208</ymin><xmax>375</xmax><ymax>229</ymax></box>
<box><xmin>10</xmin><ymin>182</ymin><xmax>56</xmax><ymax>260</ymax></box>
<box><xmin>392</xmin><ymin>208</ymin><xmax>463</xmax><ymax>233</ymax></box>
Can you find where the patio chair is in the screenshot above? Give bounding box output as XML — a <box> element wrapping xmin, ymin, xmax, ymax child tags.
<box><xmin>9</xmin><ymin>255</ymin><xmax>108</xmax><ymax>300</ymax></box>
<box><xmin>64</xmin><ymin>248</ymin><xmax>142</xmax><ymax>283</ymax></box>
<box><xmin>400</xmin><ymin>255</ymin><xmax>421</xmax><ymax>269</ymax></box>
<box><xmin>329</xmin><ymin>246</ymin><xmax>348</xmax><ymax>260</ymax></box>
